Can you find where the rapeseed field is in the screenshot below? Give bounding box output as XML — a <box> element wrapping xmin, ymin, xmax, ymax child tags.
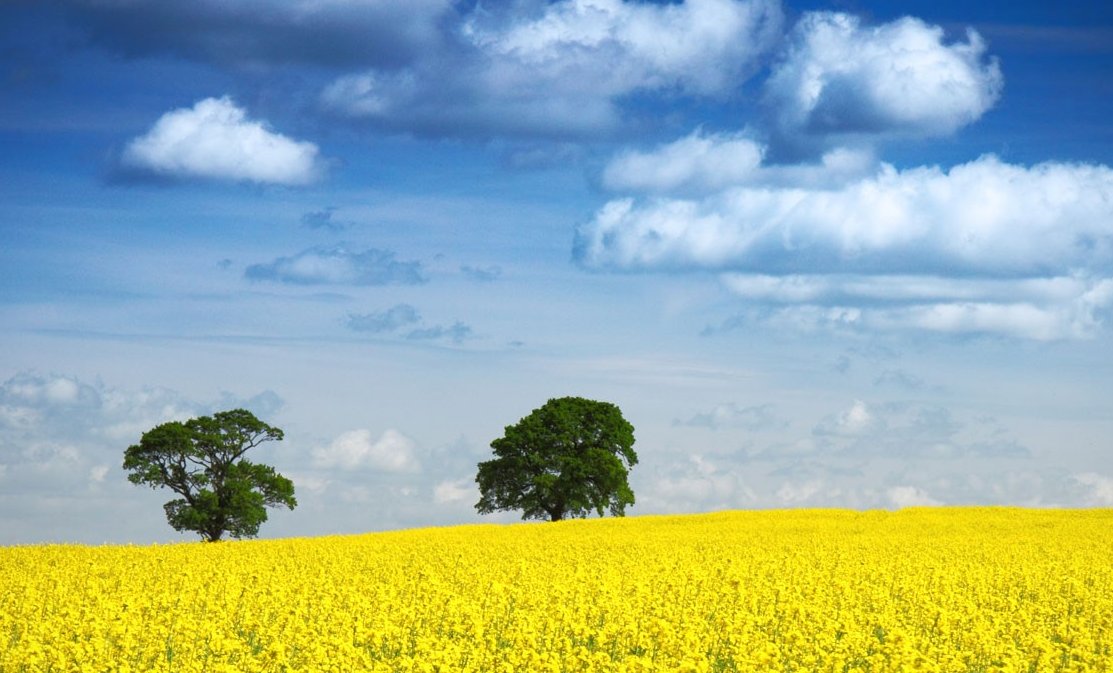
<box><xmin>1</xmin><ymin>508</ymin><xmax>1110</xmax><ymax>672</ymax></box>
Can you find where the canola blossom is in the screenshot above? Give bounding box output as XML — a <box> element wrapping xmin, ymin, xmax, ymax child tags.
<box><xmin>2</xmin><ymin>508</ymin><xmax>1111</xmax><ymax>672</ymax></box>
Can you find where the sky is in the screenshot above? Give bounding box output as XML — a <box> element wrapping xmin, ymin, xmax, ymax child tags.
<box><xmin>1</xmin><ymin>0</ymin><xmax>1112</xmax><ymax>545</ymax></box>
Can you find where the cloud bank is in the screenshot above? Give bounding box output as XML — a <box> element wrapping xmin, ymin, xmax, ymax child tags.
<box><xmin>580</xmin><ymin>154</ymin><xmax>1113</xmax><ymax>277</ymax></box>
<box><xmin>321</xmin><ymin>0</ymin><xmax>783</xmax><ymax>137</ymax></box>
<box><xmin>572</xmin><ymin>11</ymin><xmax>1112</xmax><ymax>340</ymax></box>
<box><xmin>580</xmin><ymin>140</ymin><xmax>1113</xmax><ymax>338</ymax></box>
<box><xmin>0</xmin><ymin>371</ymin><xmax>286</xmax><ymax>542</ymax></box>
<box><xmin>64</xmin><ymin>2</ymin><xmax>1002</xmax><ymax>148</ymax></box>
<box><xmin>121</xmin><ymin>97</ymin><xmax>322</xmax><ymax>185</ymax></box>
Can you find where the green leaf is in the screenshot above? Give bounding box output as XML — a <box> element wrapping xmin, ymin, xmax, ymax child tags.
<box><xmin>476</xmin><ymin>397</ymin><xmax>637</xmax><ymax>522</ymax></box>
<box><xmin>122</xmin><ymin>409</ymin><xmax>295</xmax><ymax>542</ymax></box>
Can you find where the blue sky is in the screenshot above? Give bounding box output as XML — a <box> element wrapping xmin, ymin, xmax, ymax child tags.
<box><xmin>1</xmin><ymin>0</ymin><xmax>1112</xmax><ymax>544</ymax></box>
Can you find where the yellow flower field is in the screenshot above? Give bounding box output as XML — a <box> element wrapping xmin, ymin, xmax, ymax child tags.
<box><xmin>2</xmin><ymin>508</ymin><xmax>1110</xmax><ymax>672</ymax></box>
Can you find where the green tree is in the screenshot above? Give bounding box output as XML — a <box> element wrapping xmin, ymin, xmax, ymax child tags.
<box><xmin>476</xmin><ymin>396</ymin><xmax>637</xmax><ymax>522</ymax></box>
<box><xmin>123</xmin><ymin>409</ymin><xmax>296</xmax><ymax>542</ymax></box>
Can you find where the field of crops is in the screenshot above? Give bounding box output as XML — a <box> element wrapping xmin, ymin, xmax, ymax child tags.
<box><xmin>2</xmin><ymin>508</ymin><xmax>1111</xmax><ymax>672</ymax></box>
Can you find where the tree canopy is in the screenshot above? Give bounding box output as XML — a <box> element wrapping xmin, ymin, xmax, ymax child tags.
<box><xmin>475</xmin><ymin>396</ymin><xmax>637</xmax><ymax>522</ymax></box>
<box><xmin>123</xmin><ymin>408</ymin><xmax>295</xmax><ymax>541</ymax></box>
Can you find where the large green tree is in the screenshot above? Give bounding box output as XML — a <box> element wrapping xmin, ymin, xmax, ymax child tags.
<box><xmin>476</xmin><ymin>396</ymin><xmax>637</xmax><ymax>522</ymax></box>
<box><xmin>123</xmin><ymin>409</ymin><xmax>296</xmax><ymax>541</ymax></box>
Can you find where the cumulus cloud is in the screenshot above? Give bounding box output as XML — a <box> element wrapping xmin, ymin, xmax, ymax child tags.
<box><xmin>1072</xmin><ymin>473</ymin><xmax>1113</xmax><ymax>506</ymax></box>
<box><xmin>312</xmin><ymin>429</ymin><xmax>420</xmax><ymax>472</ymax></box>
<box><xmin>62</xmin><ymin>0</ymin><xmax>453</xmax><ymax>70</ymax></box>
<box><xmin>638</xmin><ymin>455</ymin><xmax>756</xmax><ymax>514</ymax></box>
<box><xmin>710</xmin><ymin>281</ymin><xmax>1113</xmax><ymax>341</ymax></box>
<box><xmin>764</xmin><ymin>12</ymin><xmax>1002</xmax><ymax>156</ymax></box>
<box><xmin>814</xmin><ymin>400</ymin><xmax>876</xmax><ymax>437</ymax></box>
<box><xmin>715</xmin><ymin>274</ymin><xmax>1113</xmax><ymax>340</ymax></box>
<box><xmin>60</xmin><ymin>0</ymin><xmax>782</xmax><ymax>140</ymax></box>
<box><xmin>775</xmin><ymin>479</ymin><xmax>824</xmax><ymax>505</ymax></box>
<box><xmin>580</xmin><ymin>152</ymin><xmax>1113</xmax><ymax>339</ymax></box>
<box><xmin>120</xmin><ymin>97</ymin><xmax>322</xmax><ymax>185</ymax></box>
<box><xmin>578</xmin><ymin>13</ymin><xmax>1061</xmax><ymax>338</ymax></box>
<box><xmin>0</xmin><ymin>372</ymin><xmax>286</xmax><ymax>542</ymax></box>
<box><xmin>580</xmin><ymin>155</ymin><xmax>1113</xmax><ymax>277</ymax></box>
<box><xmin>602</xmin><ymin>130</ymin><xmax>882</xmax><ymax>195</ymax></box>
<box><xmin>0</xmin><ymin>372</ymin><xmax>284</xmax><ymax>456</ymax></box>
<box><xmin>321</xmin><ymin>0</ymin><xmax>782</xmax><ymax>138</ymax></box>
<box><xmin>886</xmin><ymin>485</ymin><xmax>943</xmax><ymax>508</ymax></box>
<box><xmin>246</xmin><ymin>245</ymin><xmax>426</xmax><ymax>286</ymax></box>
<box><xmin>2</xmin><ymin>372</ymin><xmax>189</xmax><ymax>458</ymax></box>
<box><xmin>433</xmin><ymin>478</ymin><xmax>476</xmax><ymax>505</ymax></box>
<box><xmin>603</xmin><ymin>131</ymin><xmax>765</xmax><ymax>194</ymax></box>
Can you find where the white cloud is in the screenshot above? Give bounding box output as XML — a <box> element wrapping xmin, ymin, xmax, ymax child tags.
<box><xmin>470</xmin><ymin>0</ymin><xmax>780</xmax><ymax>97</ymax></box>
<box><xmin>579</xmin><ymin>153</ymin><xmax>1113</xmax><ymax>338</ymax></box>
<box><xmin>603</xmin><ymin>131</ymin><xmax>879</xmax><ymax>194</ymax></box>
<box><xmin>285</xmin><ymin>473</ymin><xmax>331</xmax><ymax>496</ymax></box>
<box><xmin>433</xmin><ymin>478</ymin><xmax>476</xmax><ymax>505</ymax></box>
<box><xmin>603</xmin><ymin>131</ymin><xmax>764</xmax><ymax>194</ymax></box>
<box><xmin>775</xmin><ymin>479</ymin><xmax>823</xmax><ymax>504</ymax></box>
<box><xmin>765</xmin><ymin>12</ymin><xmax>1001</xmax><ymax>152</ymax></box>
<box><xmin>2</xmin><ymin>373</ymin><xmax>92</xmax><ymax>409</ymax></box>
<box><xmin>815</xmin><ymin>400</ymin><xmax>875</xmax><ymax>437</ymax></box>
<box><xmin>246</xmin><ymin>245</ymin><xmax>426</xmax><ymax>286</ymax></box>
<box><xmin>0</xmin><ymin>372</ymin><xmax>289</xmax><ymax>543</ymax></box>
<box><xmin>312</xmin><ymin>429</ymin><xmax>421</xmax><ymax>472</ymax></box>
<box><xmin>1073</xmin><ymin>473</ymin><xmax>1113</xmax><ymax>506</ymax></box>
<box><xmin>718</xmin><ymin>274</ymin><xmax>1113</xmax><ymax>340</ymax></box>
<box><xmin>886</xmin><ymin>485</ymin><xmax>943</xmax><ymax>508</ymax></box>
<box><xmin>122</xmin><ymin>97</ymin><xmax>322</xmax><ymax>185</ymax></box>
<box><xmin>580</xmin><ymin>155</ymin><xmax>1113</xmax><ymax>277</ymax></box>
<box><xmin>721</xmin><ymin>274</ymin><xmax>1103</xmax><ymax>306</ymax></box>
<box><xmin>0</xmin><ymin>371</ymin><xmax>285</xmax><ymax>467</ymax></box>
<box><xmin>859</xmin><ymin>298</ymin><xmax>1111</xmax><ymax>341</ymax></box>
<box><xmin>322</xmin><ymin>0</ymin><xmax>782</xmax><ymax>137</ymax></box>
<box><xmin>639</xmin><ymin>455</ymin><xmax>755</xmax><ymax>513</ymax></box>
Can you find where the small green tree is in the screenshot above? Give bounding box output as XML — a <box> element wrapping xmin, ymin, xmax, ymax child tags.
<box><xmin>123</xmin><ymin>408</ymin><xmax>296</xmax><ymax>541</ymax></box>
<box><xmin>476</xmin><ymin>396</ymin><xmax>637</xmax><ymax>522</ymax></box>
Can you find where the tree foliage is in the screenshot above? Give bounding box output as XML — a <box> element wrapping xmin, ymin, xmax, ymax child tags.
<box><xmin>476</xmin><ymin>396</ymin><xmax>637</xmax><ymax>522</ymax></box>
<box><xmin>123</xmin><ymin>409</ymin><xmax>295</xmax><ymax>541</ymax></box>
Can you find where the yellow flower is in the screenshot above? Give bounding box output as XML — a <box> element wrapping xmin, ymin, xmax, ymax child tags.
<box><xmin>1</xmin><ymin>508</ymin><xmax>1111</xmax><ymax>672</ymax></box>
